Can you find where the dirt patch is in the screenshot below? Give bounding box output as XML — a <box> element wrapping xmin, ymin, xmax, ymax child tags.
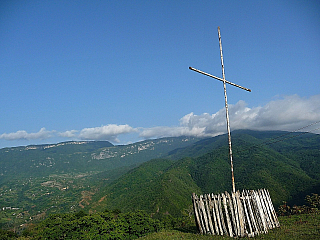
<box><xmin>98</xmin><ymin>195</ymin><xmax>107</xmax><ymax>203</ymax></box>
<box><xmin>79</xmin><ymin>191</ymin><xmax>94</xmax><ymax>208</ymax></box>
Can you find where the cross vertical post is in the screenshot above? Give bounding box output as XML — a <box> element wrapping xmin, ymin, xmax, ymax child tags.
<box><xmin>189</xmin><ymin>27</ymin><xmax>251</xmax><ymax>194</ymax></box>
<box><xmin>218</xmin><ymin>27</ymin><xmax>235</xmax><ymax>193</ymax></box>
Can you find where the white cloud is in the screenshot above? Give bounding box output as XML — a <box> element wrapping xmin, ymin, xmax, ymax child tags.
<box><xmin>58</xmin><ymin>130</ymin><xmax>78</xmax><ymax>138</ymax></box>
<box><xmin>0</xmin><ymin>128</ymin><xmax>53</xmax><ymax>141</ymax></box>
<box><xmin>140</xmin><ymin>94</ymin><xmax>320</xmax><ymax>139</ymax></box>
<box><xmin>1</xmin><ymin>95</ymin><xmax>319</xmax><ymax>145</ymax></box>
<box><xmin>139</xmin><ymin>125</ymin><xmax>207</xmax><ymax>139</ymax></box>
<box><xmin>249</xmin><ymin>95</ymin><xmax>320</xmax><ymax>130</ymax></box>
<box><xmin>78</xmin><ymin>124</ymin><xmax>138</xmax><ymax>142</ymax></box>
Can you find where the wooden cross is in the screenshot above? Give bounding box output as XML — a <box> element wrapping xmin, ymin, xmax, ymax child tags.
<box><xmin>189</xmin><ymin>27</ymin><xmax>251</xmax><ymax>193</ymax></box>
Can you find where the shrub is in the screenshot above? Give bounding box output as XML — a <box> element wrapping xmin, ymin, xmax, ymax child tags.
<box><xmin>26</xmin><ymin>210</ymin><xmax>162</xmax><ymax>239</ymax></box>
<box><xmin>0</xmin><ymin>229</ymin><xmax>18</xmax><ymax>239</ymax></box>
<box><xmin>278</xmin><ymin>193</ymin><xmax>319</xmax><ymax>216</ymax></box>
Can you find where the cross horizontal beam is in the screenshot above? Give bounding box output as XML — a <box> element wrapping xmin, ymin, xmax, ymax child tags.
<box><xmin>189</xmin><ymin>66</ymin><xmax>251</xmax><ymax>92</ymax></box>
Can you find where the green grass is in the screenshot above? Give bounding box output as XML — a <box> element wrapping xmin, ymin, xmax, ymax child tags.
<box><xmin>139</xmin><ymin>213</ymin><xmax>320</xmax><ymax>240</ymax></box>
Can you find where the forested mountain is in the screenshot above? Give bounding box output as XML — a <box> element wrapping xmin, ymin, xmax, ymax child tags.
<box><xmin>0</xmin><ymin>137</ymin><xmax>200</xmax><ymax>228</ymax></box>
<box><xmin>0</xmin><ymin>137</ymin><xmax>200</xmax><ymax>182</ymax></box>
<box><xmin>90</xmin><ymin>130</ymin><xmax>320</xmax><ymax>218</ymax></box>
<box><xmin>0</xmin><ymin>131</ymin><xmax>319</xmax><ymax>230</ymax></box>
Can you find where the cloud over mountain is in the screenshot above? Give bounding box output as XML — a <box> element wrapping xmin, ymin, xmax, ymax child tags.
<box><xmin>139</xmin><ymin>94</ymin><xmax>320</xmax><ymax>139</ymax></box>
<box><xmin>78</xmin><ymin>124</ymin><xmax>138</xmax><ymax>142</ymax></box>
<box><xmin>1</xmin><ymin>95</ymin><xmax>319</xmax><ymax>145</ymax></box>
<box><xmin>58</xmin><ymin>130</ymin><xmax>78</xmax><ymax>138</ymax></box>
<box><xmin>0</xmin><ymin>128</ymin><xmax>53</xmax><ymax>141</ymax></box>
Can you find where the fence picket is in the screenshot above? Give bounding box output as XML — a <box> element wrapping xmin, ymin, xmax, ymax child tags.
<box><xmin>204</xmin><ymin>194</ymin><xmax>215</xmax><ymax>234</ymax></box>
<box><xmin>222</xmin><ymin>192</ymin><xmax>233</xmax><ymax>237</ymax></box>
<box><xmin>241</xmin><ymin>191</ymin><xmax>253</xmax><ymax>237</ymax></box>
<box><xmin>192</xmin><ymin>189</ymin><xmax>279</xmax><ymax>237</ymax></box>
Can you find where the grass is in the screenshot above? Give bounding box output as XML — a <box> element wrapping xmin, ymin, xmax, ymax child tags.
<box><xmin>139</xmin><ymin>213</ymin><xmax>320</xmax><ymax>240</ymax></box>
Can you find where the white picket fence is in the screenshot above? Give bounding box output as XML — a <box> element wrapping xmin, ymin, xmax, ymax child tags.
<box><xmin>192</xmin><ymin>189</ymin><xmax>280</xmax><ymax>237</ymax></box>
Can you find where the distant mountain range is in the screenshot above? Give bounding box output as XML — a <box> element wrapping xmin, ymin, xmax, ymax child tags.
<box><xmin>0</xmin><ymin>137</ymin><xmax>199</xmax><ymax>182</ymax></box>
<box><xmin>0</xmin><ymin>130</ymin><xmax>319</xmax><ymax>228</ymax></box>
<box><xmin>0</xmin><ymin>136</ymin><xmax>201</xmax><ymax>228</ymax></box>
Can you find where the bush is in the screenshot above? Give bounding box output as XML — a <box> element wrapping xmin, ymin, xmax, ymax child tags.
<box><xmin>26</xmin><ymin>210</ymin><xmax>162</xmax><ymax>239</ymax></box>
<box><xmin>305</xmin><ymin>193</ymin><xmax>320</xmax><ymax>209</ymax></box>
<box><xmin>278</xmin><ymin>193</ymin><xmax>319</xmax><ymax>216</ymax></box>
<box><xmin>0</xmin><ymin>229</ymin><xmax>18</xmax><ymax>240</ymax></box>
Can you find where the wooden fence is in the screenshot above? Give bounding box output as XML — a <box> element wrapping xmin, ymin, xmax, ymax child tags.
<box><xmin>192</xmin><ymin>189</ymin><xmax>279</xmax><ymax>237</ymax></box>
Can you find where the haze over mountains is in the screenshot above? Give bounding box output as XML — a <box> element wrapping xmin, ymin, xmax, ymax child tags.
<box><xmin>0</xmin><ymin>130</ymin><xmax>319</xmax><ymax>228</ymax></box>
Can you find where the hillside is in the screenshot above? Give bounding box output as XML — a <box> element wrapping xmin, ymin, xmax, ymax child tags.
<box><xmin>0</xmin><ymin>130</ymin><xmax>319</xmax><ymax>230</ymax></box>
<box><xmin>0</xmin><ymin>137</ymin><xmax>200</xmax><ymax>182</ymax></box>
<box><xmin>90</xmin><ymin>130</ymin><xmax>320</xmax><ymax>218</ymax></box>
<box><xmin>0</xmin><ymin>137</ymin><xmax>200</xmax><ymax>228</ymax></box>
<box><xmin>90</xmin><ymin>158</ymin><xmax>202</xmax><ymax>217</ymax></box>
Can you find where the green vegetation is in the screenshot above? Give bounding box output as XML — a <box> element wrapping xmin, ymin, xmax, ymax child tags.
<box><xmin>1</xmin><ymin>194</ymin><xmax>320</xmax><ymax>239</ymax></box>
<box><xmin>0</xmin><ymin>130</ymin><xmax>319</xmax><ymax>238</ymax></box>
<box><xmin>0</xmin><ymin>137</ymin><xmax>200</xmax><ymax>229</ymax></box>
<box><xmin>90</xmin><ymin>158</ymin><xmax>202</xmax><ymax>218</ymax></box>
<box><xmin>92</xmin><ymin>131</ymin><xmax>320</xmax><ymax>217</ymax></box>
<box><xmin>19</xmin><ymin>210</ymin><xmax>162</xmax><ymax>239</ymax></box>
<box><xmin>278</xmin><ymin>193</ymin><xmax>320</xmax><ymax>216</ymax></box>
<box><xmin>0</xmin><ymin>137</ymin><xmax>200</xmax><ymax>182</ymax></box>
<box><xmin>140</xmin><ymin>213</ymin><xmax>320</xmax><ymax>240</ymax></box>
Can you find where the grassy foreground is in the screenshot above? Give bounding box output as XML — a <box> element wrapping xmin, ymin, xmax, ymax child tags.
<box><xmin>139</xmin><ymin>213</ymin><xmax>320</xmax><ymax>240</ymax></box>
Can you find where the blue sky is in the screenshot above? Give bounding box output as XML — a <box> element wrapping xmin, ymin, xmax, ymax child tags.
<box><xmin>0</xmin><ymin>0</ymin><xmax>319</xmax><ymax>148</ymax></box>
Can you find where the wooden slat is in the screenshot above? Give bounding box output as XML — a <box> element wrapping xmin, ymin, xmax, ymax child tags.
<box><xmin>198</xmin><ymin>195</ymin><xmax>207</xmax><ymax>234</ymax></box>
<box><xmin>245</xmin><ymin>190</ymin><xmax>260</xmax><ymax>236</ymax></box>
<box><xmin>209</xmin><ymin>193</ymin><xmax>219</xmax><ymax>234</ymax></box>
<box><xmin>254</xmin><ymin>190</ymin><xmax>268</xmax><ymax>233</ymax></box>
<box><xmin>236</xmin><ymin>191</ymin><xmax>246</xmax><ymax>237</ymax></box>
<box><xmin>225</xmin><ymin>191</ymin><xmax>236</xmax><ymax>235</ymax></box>
<box><xmin>222</xmin><ymin>192</ymin><xmax>233</xmax><ymax>237</ymax></box>
<box><xmin>204</xmin><ymin>194</ymin><xmax>215</xmax><ymax>234</ymax></box>
<box><xmin>259</xmin><ymin>189</ymin><xmax>274</xmax><ymax>229</ymax></box>
<box><xmin>200</xmin><ymin>195</ymin><xmax>210</xmax><ymax>234</ymax></box>
<box><xmin>192</xmin><ymin>193</ymin><xmax>203</xmax><ymax>234</ymax></box>
<box><xmin>231</xmin><ymin>192</ymin><xmax>240</xmax><ymax>236</ymax></box>
<box><xmin>213</xmin><ymin>194</ymin><xmax>223</xmax><ymax>235</ymax></box>
<box><xmin>250</xmin><ymin>190</ymin><xmax>263</xmax><ymax>233</ymax></box>
<box><xmin>241</xmin><ymin>190</ymin><xmax>254</xmax><ymax>237</ymax></box>
<box><xmin>217</xmin><ymin>194</ymin><xmax>228</xmax><ymax>235</ymax></box>
<box><xmin>264</xmin><ymin>189</ymin><xmax>280</xmax><ymax>227</ymax></box>
<box><xmin>192</xmin><ymin>189</ymin><xmax>278</xmax><ymax>237</ymax></box>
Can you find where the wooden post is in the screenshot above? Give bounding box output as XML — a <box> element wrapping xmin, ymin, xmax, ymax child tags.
<box><xmin>218</xmin><ymin>194</ymin><xmax>228</xmax><ymax>235</ymax></box>
<box><xmin>225</xmin><ymin>191</ymin><xmax>236</xmax><ymax>234</ymax></box>
<box><xmin>241</xmin><ymin>190</ymin><xmax>254</xmax><ymax>237</ymax></box>
<box><xmin>218</xmin><ymin>26</ymin><xmax>235</xmax><ymax>193</ymax></box>
<box><xmin>204</xmin><ymin>194</ymin><xmax>215</xmax><ymax>234</ymax></box>
<box><xmin>245</xmin><ymin>190</ymin><xmax>260</xmax><ymax>236</ymax></box>
<box><xmin>213</xmin><ymin>194</ymin><xmax>223</xmax><ymax>235</ymax></box>
<box><xmin>222</xmin><ymin>192</ymin><xmax>233</xmax><ymax>237</ymax></box>
<box><xmin>236</xmin><ymin>190</ymin><xmax>246</xmax><ymax>237</ymax></box>
<box><xmin>199</xmin><ymin>195</ymin><xmax>210</xmax><ymax>234</ymax></box>
<box><xmin>192</xmin><ymin>193</ymin><xmax>203</xmax><ymax>234</ymax></box>
<box><xmin>210</xmin><ymin>193</ymin><xmax>220</xmax><ymax>234</ymax></box>
<box><xmin>254</xmin><ymin>190</ymin><xmax>268</xmax><ymax>234</ymax></box>
<box><xmin>231</xmin><ymin>191</ymin><xmax>240</xmax><ymax>236</ymax></box>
